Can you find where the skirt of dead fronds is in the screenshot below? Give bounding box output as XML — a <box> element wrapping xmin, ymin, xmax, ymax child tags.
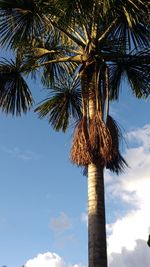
<box><xmin>70</xmin><ymin>118</ymin><xmax>92</xmax><ymax>166</ymax></box>
<box><xmin>70</xmin><ymin>114</ymin><xmax>127</xmax><ymax>175</ymax></box>
<box><xmin>106</xmin><ymin>115</ymin><xmax>127</xmax><ymax>174</ymax></box>
<box><xmin>89</xmin><ymin>112</ymin><xmax>112</xmax><ymax>164</ymax></box>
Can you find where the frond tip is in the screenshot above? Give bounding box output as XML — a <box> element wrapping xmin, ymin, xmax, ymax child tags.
<box><xmin>0</xmin><ymin>59</ymin><xmax>33</xmax><ymax>116</ymax></box>
<box><xmin>106</xmin><ymin>115</ymin><xmax>128</xmax><ymax>174</ymax></box>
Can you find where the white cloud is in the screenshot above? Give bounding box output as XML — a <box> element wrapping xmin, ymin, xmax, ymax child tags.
<box><xmin>0</xmin><ymin>145</ymin><xmax>39</xmax><ymax>160</ymax></box>
<box><xmin>49</xmin><ymin>212</ymin><xmax>72</xmax><ymax>233</ymax></box>
<box><xmin>25</xmin><ymin>252</ymin><xmax>85</xmax><ymax>267</ymax></box>
<box><xmin>126</xmin><ymin>124</ymin><xmax>150</xmax><ymax>148</ymax></box>
<box><xmin>106</xmin><ymin>124</ymin><xmax>150</xmax><ymax>265</ymax></box>
<box><xmin>109</xmin><ymin>239</ymin><xmax>150</xmax><ymax>267</ymax></box>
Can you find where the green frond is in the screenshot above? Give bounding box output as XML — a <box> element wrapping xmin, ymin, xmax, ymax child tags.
<box><xmin>0</xmin><ymin>58</ymin><xmax>33</xmax><ymax>115</ymax></box>
<box><xmin>21</xmin><ymin>32</ymin><xmax>79</xmax><ymax>87</ymax></box>
<box><xmin>38</xmin><ymin>34</ymin><xmax>78</xmax><ymax>86</ymax></box>
<box><xmin>35</xmin><ymin>75</ymin><xmax>82</xmax><ymax>132</ymax></box>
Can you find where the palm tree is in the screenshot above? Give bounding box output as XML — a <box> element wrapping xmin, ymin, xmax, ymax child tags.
<box><xmin>0</xmin><ymin>1</ymin><xmax>150</xmax><ymax>267</ymax></box>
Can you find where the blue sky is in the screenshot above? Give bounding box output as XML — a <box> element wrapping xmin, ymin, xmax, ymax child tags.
<box><xmin>0</xmin><ymin>54</ymin><xmax>150</xmax><ymax>267</ymax></box>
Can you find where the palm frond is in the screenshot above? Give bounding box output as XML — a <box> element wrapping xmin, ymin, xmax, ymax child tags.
<box><xmin>106</xmin><ymin>115</ymin><xmax>127</xmax><ymax>174</ymax></box>
<box><xmin>0</xmin><ymin>58</ymin><xmax>33</xmax><ymax>115</ymax></box>
<box><xmin>109</xmin><ymin>50</ymin><xmax>150</xmax><ymax>99</ymax></box>
<box><xmin>21</xmin><ymin>32</ymin><xmax>79</xmax><ymax>87</ymax></box>
<box><xmin>125</xmin><ymin>51</ymin><xmax>150</xmax><ymax>98</ymax></box>
<box><xmin>109</xmin><ymin>0</ymin><xmax>149</xmax><ymax>50</ymax></box>
<box><xmin>39</xmin><ymin>34</ymin><xmax>78</xmax><ymax>86</ymax></box>
<box><xmin>0</xmin><ymin>0</ymin><xmax>56</xmax><ymax>48</ymax></box>
<box><xmin>35</xmin><ymin>74</ymin><xmax>82</xmax><ymax>132</ymax></box>
<box><xmin>109</xmin><ymin>62</ymin><xmax>125</xmax><ymax>100</ymax></box>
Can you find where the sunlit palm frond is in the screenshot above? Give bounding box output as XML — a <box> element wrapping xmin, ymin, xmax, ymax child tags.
<box><xmin>35</xmin><ymin>75</ymin><xmax>82</xmax><ymax>132</ymax></box>
<box><xmin>39</xmin><ymin>34</ymin><xmax>78</xmax><ymax>86</ymax></box>
<box><xmin>21</xmin><ymin>32</ymin><xmax>79</xmax><ymax>87</ymax></box>
<box><xmin>0</xmin><ymin>58</ymin><xmax>33</xmax><ymax>115</ymax></box>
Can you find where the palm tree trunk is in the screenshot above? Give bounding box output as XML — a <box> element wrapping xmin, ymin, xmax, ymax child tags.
<box><xmin>87</xmin><ymin>64</ymin><xmax>107</xmax><ymax>267</ymax></box>
<box><xmin>88</xmin><ymin>163</ymin><xmax>107</xmax><ymax>267</ymax></box>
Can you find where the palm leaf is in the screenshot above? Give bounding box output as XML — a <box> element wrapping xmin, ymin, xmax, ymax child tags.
<box><xmin>0</xmin><ymin>57</ymin><xmax>33</xmax><ymax>115</ymax></box>
<box><xmin>109</xmin><ymin>62</ymin><xmax>125</xmax><ymax>100</ymax></box>
<box><xmin>106</xmin><ymin>115</ymin><xmax>127</xmax><ymax>174</ymax></box>
<box><xmin>21</xmin><ymin>32</ymin><xmax>79</xmax><ymax>87</ymax></box>
<box><xmin>0</xmin><ymin>0</ymin><xmax>55</xmax><ymax>48</ymax></box>
<box><xmin>38</xmin><ymin>34</ymin><xmax>78</xmax><ymax>87</ymax></box>
<box><xmin>35</xmin><ymin>74</ymin><xmax>82</xmax><ymax>132</ymax></box>
<box><xmin>109</xmin><ymin>0</ymin><xmax>149</xmax><ymax>50</ymax></box>
<box><xmin>109</xmin><ymin>50</ymin><xmax>150</xmax><ymax>99</ymax></box>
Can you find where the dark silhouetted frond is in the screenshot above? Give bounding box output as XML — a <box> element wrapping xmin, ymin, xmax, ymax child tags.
<box><xmin>0</xmin><ymin>58</ymin><xmax>33</xmax><ymax>115</ymax></box>
<box><xmin>0</xmin><ymin>0</ymin><xmax>58</xmax><ymax>48</ymax></box>
<box><xmin>106</xmin><ymin>115</ymin><xmax>127</xmax><ymax>174</ymax></box>
<box><xmin>109</xmin><ymin>50</ymin><xmax>150</xmax><ymax>100</ymax></box>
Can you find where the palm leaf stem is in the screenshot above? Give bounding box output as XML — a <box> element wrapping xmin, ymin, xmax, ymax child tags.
<box><xmin>105</xmin><ymin>65</ymin><xmax>110</xmax><ymax>124</ymax></box>
<box><xmin>47</xmin><ymin>17</ymin><xmax>85</xmax><ymax>48</ymax></box>
<box><xmin>91</xmin><ymin>2</ymin><xmax>98</xmax><ymax>39</ymax></box>
<box><xmin>95</xmin><ymin>62</ymin><xmax>100</xmax><ymax>111</ymax></box>
<box><xmin>82</xmin><ymin>24</ymin><xmax>90</xmax><ymax>43</ymax></box>
<box><xmin>68</xmin><ymin>26</ymin><xmax>86</xmax><ymax>45</ymax></box>
<box><xmin>98</xmin><ymin>17</ymin><xmax>118</xmax><ymax>42</ymax></box>
<box><xmin>75</xmin><ymin>0</ymin><xmax>90</xmax><ymax>42</ymax></box>
<box><xmin>33</xmin><ymin>55</ymin><xmax>82</xmax><ymax>69</ymax></box>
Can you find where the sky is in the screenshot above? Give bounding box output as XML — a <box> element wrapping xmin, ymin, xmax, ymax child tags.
<box><xmin>0</xmin><ymin>54</ymin><xmax>150</xmax><ymax>267</ymax></box>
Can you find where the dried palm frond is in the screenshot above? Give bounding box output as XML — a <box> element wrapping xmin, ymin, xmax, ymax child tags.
<box><xmin>89</xmin><ymin>112</ymin><xmax>112</xmax><ymax>163</ymax></box>
<box><xmin>106</xmin><ymin>115</ymin><xmax>127</xmax><ymax>174</ymax></box>
<box><xmin>70</xmin><ymin>117</ymin><xmax>92</xmax><ymax>166</ymax></box>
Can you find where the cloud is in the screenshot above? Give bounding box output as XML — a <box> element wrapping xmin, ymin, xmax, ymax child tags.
<box><xmin>25</xmin><ymin>252</ymin><xmax>85</xmax><ymax>267</ymax></box>
<box><xmin>0</xmin><ymin>146</ymin><xmax>39</xmax><ymax>161</ymax></box>
<box><xmin>109</xmin><ymin>239</ymin><xmax>150</xmax><ymax>267</ymax></box>
<box><xmin>54</xmin><ymin>234</ymin><xmax>77</xmax><ymax>249</ymax></box>
<box><xmin>126</xmin><ymin>124</ymin><xmax>150</xmax><ymax>149</ymax></box>
<box><xmin>106</xmin><ymin>124</ymin><xmax>150</xmax><ymax>265</ymax></box>
<box><xmin>49</xmin><ymin>212</ymin><xmax>72</xmax><ymax>233</ymax></box>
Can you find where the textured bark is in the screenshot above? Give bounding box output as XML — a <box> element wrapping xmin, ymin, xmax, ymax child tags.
<box><xmin>88</xmin><ymin>163</ymin><xmax>107</xmax><ymax>267</ymax></box>
<box><xmin>88</xmin><ymin>66</ymin><xmax>107</xmax><ymax>266</ymax></box>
